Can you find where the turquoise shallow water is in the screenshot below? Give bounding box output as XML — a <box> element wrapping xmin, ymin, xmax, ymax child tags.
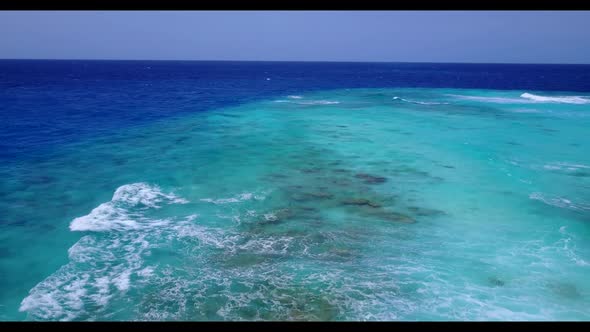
<box><xmin>2</xmin><ymin>88</ymin><xmax>590</xmax><ymax>320</ymax></box>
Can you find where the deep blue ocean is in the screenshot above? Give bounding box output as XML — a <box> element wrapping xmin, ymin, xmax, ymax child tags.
<box><xmin>1</xmin><ymin>60</ymin><xmax>590</xmax><ymax>320</ymax></box>
<box><xmin>3</xmin><ymin>60</ymin><xmax>590</xmax><ymax>162</ymax></box>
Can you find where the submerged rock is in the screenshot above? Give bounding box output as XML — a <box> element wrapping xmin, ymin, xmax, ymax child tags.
<box><xmin>367</xmin><ymin>211</ymin><xmax>415</xmax><ymax>224</ymax></box>
<box><xmin>391</xmin><ymin>167</ymin><xmax>430</xmax><ymax>177</ymax></box>
<box><xmin>222</xmin><ymin>253</ymin><xmax>268</xmax><ymax>268</ymax></box>
<box><xmin>305</xmin><ymin>191</ymin><xmax>334</xmax><ymax>199</ymax></box>
<box><xmin>548</xmin><ymin>282</ymin><xmax>581</xmax><ymax>299</ymax></box>
<box><xmin>259</xmin><ymin>289</ymin><xmax>339</xmax><ymax>321</ymax></box>
<box><xmin>299</xmin><ymin>206</ymin><xmax>319</xmax><ymax>212</ymax></box>
<box><xmin>322</xmin><ymin>247</ymin><xmax>360</xmax><ymax>262</ymax></box>
<box><xmin>269</xmin><ymin>173</ymin><xmax>289</xmax><ymax>179</ymax></box>
<box><xmin>571</xmin><ymin>171</ymin><xmax>590</xmax><ymax>178</ymax></box>
<box><xmin>488</xmin><ymin>276</ymin><xmax>505</xmax><ymax>287</ymax></box>
<box><xmin>354</xmin><ymin>173</ymin><xmax>388</xmax><ymax>184</ymax></box>
<box><xmin>341</xmin><ymin>198</ymin><xmax>381</xmax><ymax>208</ymax></box>
<box><xmin>217</xmin><ymin>113</ymin><xmax>240</xmax><ymax>118</ymax></box>
<box><xmin>300</xmin><ymin>167</ymin><xmax>323</xmax><ymax>174</ymax></box>
<box><xmin>274</xmin><ymin>208</ymin><xmax>295</xmax><ymax>221</ymax></box>
<box><xmin>384</xmin><ymin>212</ymin><xmax>415</xmax><ymax>223</ymax></box>
<box><xmin>260</xmin><ymin>208</ymin><xmax>296</xmax><ymax>224</ymax></box>
<box><xmin>407</xmin><ymin>206</ymin><xmax>446</xmax><ymax>217</ymax></box>
<box><xmin>330</xmin><ymin>178</ymin><xmax>352</xmax><ymax>186</ymax></box>
<box><xmin>284</xmin><ymin>185</ymin><xmax>304</xmax><ymax>191</ymax></box>
<box><xmin>333</xmin><ymin>168</ymin><xmax>350</xmax><ymax>173</ymax></box>
<box><xmin>291</xmin><ymin>191</ymin><xmax>333</xmax><ymax>202</ymax></box>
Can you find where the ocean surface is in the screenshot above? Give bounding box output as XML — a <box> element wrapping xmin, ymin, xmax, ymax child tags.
<box><xmin>1</xmin><ymin>60</ymin><xmax>590</xmax><ymax>321</ymax></box>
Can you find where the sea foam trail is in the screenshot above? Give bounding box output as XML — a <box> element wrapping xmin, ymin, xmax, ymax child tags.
<box><xmin>542</xmin><ymin>162</ymin><xmax>590</xmax><ymax>172</ymax></box>
<box><xmin>520</xmin><ymin>93</ymin><xmax>590</xmax><ymax>104</ymax></box>
<box><xmin>20</xmin><ymin>183</ymin><xmax>194</xmax><ymax>320</ymax></box>
<box><xmin>448</xmin><ymin>93</ymin><xmax>590</xmax><ymax>104</ymax></box>
<box><xmin>529</xmin><ymin>192</ymin><xmax>590</xmax><ymax>212</ymax></box>
<box><xmin>70</xmin><ymin>183</ymin><xmax>188</xmax><ymax>232</ymax></box>
<box><xmin>199</xmin><ymin>191</ymin><xmax>268</xmax><ymax>205</ymax></box>
<box><xmin>392</xmin><ymin>96</ymin><xmax>449</xmax><ymax>105</ymax></box>
<box><xmin>274</xmin><ymin>99</ymin><xmax>340</xmax><ymax>105</ymax></box>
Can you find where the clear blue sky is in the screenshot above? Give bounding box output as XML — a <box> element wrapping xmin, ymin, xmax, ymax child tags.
<box><xmin>1</xmin><ymin>11</ymin><xmax>589</xmax><ymax>64</ymax></box>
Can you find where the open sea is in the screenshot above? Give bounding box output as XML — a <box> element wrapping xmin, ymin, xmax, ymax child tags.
<box><xmin>1</xmin><ymin>60</ymin><xmax>590</xmax><ymax>321</ymax></box>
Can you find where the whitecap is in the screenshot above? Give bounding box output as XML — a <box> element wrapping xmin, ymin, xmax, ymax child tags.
<box><xmin>21</xmin><ymin>202</ymin><xmax>197</xmax><ymax>320</ymax></box>
<box><xmin>200</xmin><ymin>191</ymin><xmax>266</xmax><ymax>205</ymax></box>
<box><xmin>263</xmin><ymin>213</ymin><xmax>277</xmax><ymax>222</ymax></box>
<box><xmin>520</xmin><ymin>93</ymin><xmax>590</xmax><ymax>104</ymax></box>
<box><xmin>447</xmin><ymin>94</ymin><xmax>529</xmax><ymax>104</ymax></box>
<box><xmin>20</xmin><ymin>183</ymin><xmax>215</xmax><ymax>321</ymax></box>
<box><xmin>542</xmin><ymin>162</ymin><xmax>590</xmax><ymax>172</ymax></box>
<box><xmin>112</xmin><ymin>183</ymin><xmax>188</xmax><ymax>207</ymax></box>
<box><xmin>529</xmin><ymin>192</ymin><xmax>590</xmax><ymax>211</ymax></box>
<box><xmin>70</xmin><ymin>183</ymin><xmax>188</xmax><ymax>232</ymax></box>
<box><xmin>392</xmin><ymin>96</ymin><xmax>449</xmax><ymax>105</ymax></box>
<box><xmin>555</xmin><ymin>227</ymin><xmax>590</xmax><ymax>267</ymax></box>
<box><xmin>297</xmin><ymin>100</ymin><xmax>340</xmax><ymax>105</ymax></box>
<box><xmin>70</xmin><ymin>203</ymin><xmax>140</xmax><ymax>232</ymax></box>
<box><xmin>112</xmin><ymin>270</ymin><xmax>132</xmax><ymax>292</ymax></box>
<box><xmin>20</xmin><ymin>233</ymin><xmax>153</xmax><ymax>320</ymax></box>
<box><xmin>448</xmin><ymin>92</ymin><xmax>590</xmax><ymax>105</ymax></box>
<box><xmin>273</xmin><ymin>99</ymin><xmax>340</xmax><ymax>105</ymax></box>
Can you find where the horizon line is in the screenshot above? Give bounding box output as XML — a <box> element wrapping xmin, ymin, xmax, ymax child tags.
<box><xmin>1</xmin><ymin>58</ymin><xmax>589</xmax><ymax>66</ymax></box>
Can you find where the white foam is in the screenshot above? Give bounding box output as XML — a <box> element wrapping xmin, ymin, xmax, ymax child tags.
<box><xmin>21</xmin><ymin>227</ymin><xmax>158</xmax><ymax>320</ymax></box>
<box><xmin>20</xmin><ymin>183</ymin><xmax>195</xmax><ymax>319</ymax></box>
<box><xmin>200</xmin><ymin>191</ymin><xmax>265</xmax><ymax>205</ymax></box>
<box><xmin>555</xmin><ymin>227</ymin><xmax>590</xmax><ymax>267</ymax></box>
<box><xmin>185</xmin><ymin>214</ymin><xmax>199</xmax><ymax>222</ymax></box>
<box><xmin>298</xmin><ymin>100</ymin><xmax>340</xmax><ymax>105</ymax></box>
<box><xmin>175</xmin><ymin>224</ymin><xmax>239</xmax><ymax>250</ymax></box>
<box><xmin>67</xmin><ymin>236</ymin><xmax>115</xmax><ymax>263</ymax></box>
<box><xmin>448</xmin><ymin>93</ymin><xmax>590</xmax><ymax>105</ymax></box>
<box><xmin>70</xmin><ymin>203</ymin><xmax>140</xmax><ymax>232</ymax></box>
<box><xmin>520</xmin><ymin>93</ymin><xmax>590</xmax><ymax>104</ymax></box>
<box><xmin>112</xmin><ymin>270</ymin><xmax>131</xmax><ymax>292</ymax></box>
<box><xmin>529</xmin><ymin>192</ymin><xmax>590</xmax><ymax>211</ymax></box>
<box><xmin>19</xmin><ymin>268</ymin><xmax>91</xmax><ymax>321</ymax></box>
<box><xmin>112</xmin><ymin>183</ymin><xmax>188</xmax><ymax>207</ymax></box>
<box><xmin>447</xmin><ymin>94</ymin><xmax>529</xmax><ymax>104</ymax></box>
<box><xmin>137</xmin><ymin>267</ymin><xmax>155</xmax><ymax>278</ymax></box>
<box><xmin>287</xmin><ymin>95</ymin><xmax>303</xmax><ymax>99</ymax></box>
<box><xmin>263</xmin><ymin>213</ymin><xmax>277</xmax><ymax>222</ymax></box>
<box><xmin>543</xmin><ymin>162</ymin><xmax>590</xmax><ymax>172</ymax></box>
<box><xmin>90</xmin><ymin>276</ymin><xmax>112</xmax><ymax>306</ymax></box>
<box><xmin>392</xmin><ymin>96</ymin><xmax>449</xmax><ymax>105</ymax></box>
<box><xmin>273</xmin><ymin>99</ymin><xmax>340</xmax><ymax>105</ymax></box>
<box><xmin>70</xmin><ymin>183</ymin><xmax>188</xmax><ymax>232</ymax></box>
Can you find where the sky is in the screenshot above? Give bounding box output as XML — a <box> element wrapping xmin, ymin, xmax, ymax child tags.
<box><xmin>0</xmin><ymin>11</ymin><xmax>589</xmax><ymax>64</ymax></box>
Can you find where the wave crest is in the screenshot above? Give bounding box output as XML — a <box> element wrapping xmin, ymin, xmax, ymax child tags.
<box><xmin>520</xmin><ymin>93</ymin><xmax>590</xmax><ymax>104</ymax></box>
<box><xmin>274</xmin><ymin>100</ymin><xmax>340</xmax><ymax>105</ymax></box>
<box><xmin>70</xmin><ymin>183</ymin><xmax>188</xmax><ymax>232</ymax></box>
<box><xmin>392</xmin><ymin>96</ymin><xmax>448</xmax><ymax>105</ymax></box>
<box><xmin>529</xmin><ymin>192</ymin><xmax>590</xmax><ymax>212</ymax></box>
<box><xmin>448</xmin><ymin>93</ymin><xmax>590</xmax><ymax>105</ymax></box>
